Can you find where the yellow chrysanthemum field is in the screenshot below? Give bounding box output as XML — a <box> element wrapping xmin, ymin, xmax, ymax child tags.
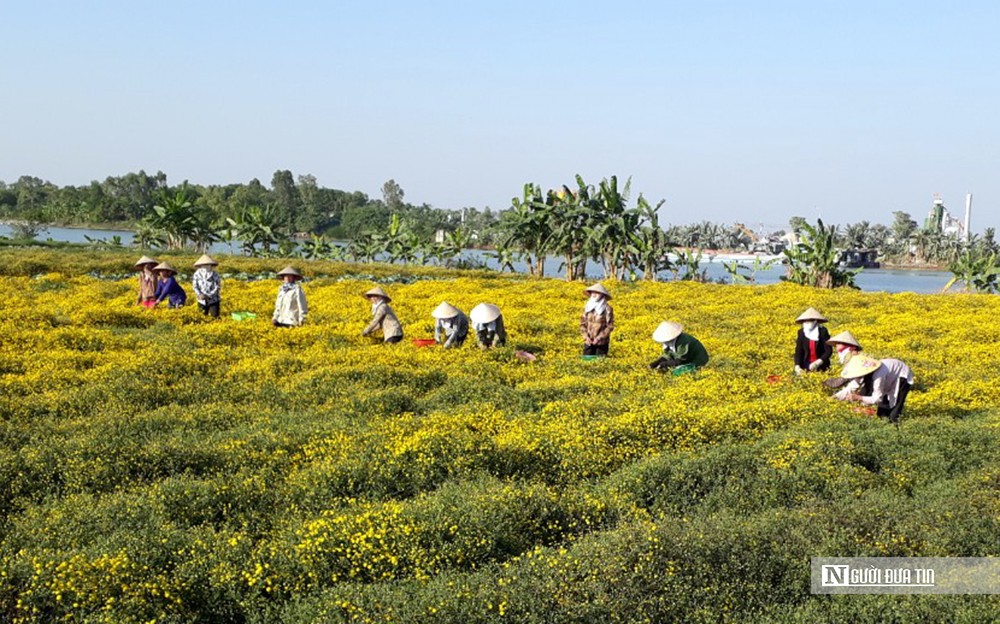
<box><xmin>1</xmin><ymin>249</ymin><xmax>999</xmax><ymax>623</ymax></box>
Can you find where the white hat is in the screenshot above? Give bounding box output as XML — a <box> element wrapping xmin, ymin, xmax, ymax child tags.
<box><xmin>152</xmin><ymin>262</ymin><xmax>177</xmax><ymax>274</ymax></box>
<box><xmin>584</xmin><ymin>283</ymin><xmax>612</xmax><ymax>300</ymax></box>
<box><xmin>827</xmin><ymin>330</ymin><xmax>861</xmax><ymax>350</ymax></box>
<box><xmin>795</xmin><ymin>307</ymin><xmax>828</xmax><ymax>323</ymax></box>
<box><xmin>277</xmin><ymin>266</ymin><xmax>303</xmax><ymax>279</ymax></box>
<box><xmin>431</xmin><ymin>302</ymin><xmax>461</xmax><ymax>319</ymax></box>
<box><xmin>363</xmin><ymin>286</ymin><xmax>391</xmax><ymax>301</ymax></box>
<box><xmin>470</xmin><ymin>303</ymin><xmax>501</xmax><ymax>325</ymax></box>
<box><xmin>652</xmin><ymin>321</ymin><xmax>684</xmax><ymax>343</ymax></box>
<box><xmin>841</xmin><ymin>355</ymin><xmax>882</xmax><ymax>379</ymax></box>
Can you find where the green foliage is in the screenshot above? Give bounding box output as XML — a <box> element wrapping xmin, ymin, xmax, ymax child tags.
<box><xmin>782</xmin><ymin>218</ymin><xmax>859</xmax><ymax>289</ymax></box>
<box><xmin>944</xmin><ymin>244</ymin><xmax>1000</xmax><ymax>293</ymax></box>
<box><xmin>723</xmin><ymin>255</ymin><xmax>778</xmax><ymax>284</ymax></box>
<box><xmin>672</xmin><ymin>247</ymin><xmax>709</xmax><ymax>282</ymax></box>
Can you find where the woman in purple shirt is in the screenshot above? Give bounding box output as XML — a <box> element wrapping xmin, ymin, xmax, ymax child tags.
<box><xmin>152</xmin><ymin>262</ymin><xmax>187</xmax><ymax>308</ymax></box>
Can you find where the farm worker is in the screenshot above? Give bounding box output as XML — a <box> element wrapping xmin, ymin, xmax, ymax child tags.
<box><xmin>362</xmin><ymin>286</ymin><xmax>403</xmax><ymax>344</ymax></box>
<box><xmin>649</xmin><ymin>321</ymin><xmax>710</xmax><ymax>372</ymax></box>
<box><xmin>272</xmin><ymin>266</ymin><xmax>308</xmax><ymax>327</ymax></box>
<box><xmin>152</xmin><ymin>262</ymin><xmax>187</xmax><ymax>308</ymax></box>
<box><xmin>827</xmin><ymin>330</ymin><xmax>863</xmax><ymax>366</ymax></box>
<box><xmin>836</xmin><ymin>355</ymin><xmax>914</xmax><ymax>424</ymax></box>
<box><xmin>470</xmin><ymin>303</ymin><xmax>507</xmax><ymax>349</ymax></box>
<box><xmin>134</xmin><ymin>255</ymin><xmax>159</xmax><ymax>308</ymax></box>
<box><xmin>192</xmin><ymin>254</ymin><xmax>222</xmax><ymax>318</ymax></box>
<box><xmin>580</xmin><ymin>283</ymin><xmax>614</xmax><ymax>356</ymax></box>
<box><xmin>793</xmin><ymin>307</ymin><xmax>832</xmax><ymax>374</ymax></box>
<box><xmin>432</xmin><ymin>302</ymin><xmax>469</xmax><ymax>348</ymax></box>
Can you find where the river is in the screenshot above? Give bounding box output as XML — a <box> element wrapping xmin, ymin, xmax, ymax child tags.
<box><xmin>1</xmin><ymin>224</ymin><xmax>952</xmax><ymax>294</ymax></box>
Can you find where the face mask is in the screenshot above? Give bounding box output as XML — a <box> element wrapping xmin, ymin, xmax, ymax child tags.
<box><xmin>837</xmin><ymin>349</ymin><xmax>853</xmax><ymax>365</ymax></box>
<box><xmin>803</xmin><ymin>321</ymin><xmax>818</xmax><ymax>332</ymax></box>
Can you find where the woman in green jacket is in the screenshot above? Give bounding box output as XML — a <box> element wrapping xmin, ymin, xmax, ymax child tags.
<box><xmin>649</xmin><ymin>321</ymin><xmax>710</xmax><ymax>372</ymax></box>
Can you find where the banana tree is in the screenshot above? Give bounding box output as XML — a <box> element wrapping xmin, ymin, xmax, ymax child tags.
<box><xmin>150</xmin><ymin>188</ymin><xmax>198</xmax><ymax>249</ymax></box>
<box><xmin>226</xmin><ymin>204</ymin><xmax>285</xmax><ymax>256</ymax></box>
<box><xmin>502</xmin><ymin>183</ymin><xmax>551</xmax><ymax>277</ymax></box>
<box><xmin>782</xmin><ymin>219</ymin><xmax>858</xmax><ymax>288</ymax></box>
<box><xmin>300</xmin><ymin>234</ymin><xmax>333</xmax><ymax>260</ymax></box>
<box><xmin>943</xmin><ymin>245</ymin><xmax>999</xmax><ymax>293</ymax></box>
<box><xmin>548</xmin><ymin>178</ymin><xmax>595</xmax><ymax>281</ymax></box>
<box><xmin>378</xmin><ymin>213</ymin><xmax>412</xmax><ymax>264</ymax></box>
<box><xmin>347</xmin><ymin>234</ymin><xmax>380</xmax><ymax>263</ymax></box>
<box><xmin>438</xmin><ymin>228</ymin><xmax>471</xmax><ymax>267</ymax></box>
<box><xmin>583</xmin><ymin>176</ymin><xmax>641</xmax><ymax>280</ymax></box>
<box><xmin>488</xmin><ymin>241</ymin><xmax>518</xmax><ymax>273</ymax></box>
<box><xmin>134</xmin><ymin>219</ymin><xmax>165</xmax><ymax>249</ymax></box>
<box><xmin>628</xmin><ymin>195</ymin><xmax>672</xmax><ymax>281</ymax></box>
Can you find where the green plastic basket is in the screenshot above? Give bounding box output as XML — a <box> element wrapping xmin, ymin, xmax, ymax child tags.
<box><xmin>231</xmin><ymin>311</ymin><xmax>258</xmax><ymax>321</ymax></box>
<box><xmin>672</xmin><ymin>363</ymin><xmax>698</xmax><ymax>376</ymax></box>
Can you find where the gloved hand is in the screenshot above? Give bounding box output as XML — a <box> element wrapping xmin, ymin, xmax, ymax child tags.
<box><xmin>808</xmin><ymin>359</ymin><xmax>823</xmax><ymax>372</ymax></box>
<box><xmin>794</xmin><ymin>365</ymin><xmax>805</xmax><ymax>375</ymax></box>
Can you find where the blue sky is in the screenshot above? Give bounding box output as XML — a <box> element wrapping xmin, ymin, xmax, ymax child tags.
<box><xmin>2</xmin><ymin>1</ymin><xmax>998</xmax><ymax>232</ymax></box>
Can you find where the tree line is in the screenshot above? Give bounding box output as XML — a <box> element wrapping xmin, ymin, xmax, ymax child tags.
<box><xmin>2</xmin><ymin>170</ymin><xmax>998</xmax><ymax>291</ymax></box>
<box><xmin>0</xmin><ymin>171</ymin><xmax>500</xmax><ymax>247</ymax></box>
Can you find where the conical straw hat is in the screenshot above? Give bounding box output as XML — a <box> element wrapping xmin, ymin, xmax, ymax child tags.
<box><xmin>194</xmin><ymin>254</ymin><xmax>219</xmax><ymax>267</ymax></box>
<box><xmin>431</xmin><ymin>302</ymin><xmax>461</xmax><ymax>319</ymax></box>
<box><xmin>152</xmin><ymin>262</ymin><xmax>177</xmax><ymax>274</ymax></box>
<box><xmin>795</xmin><ymin>307</ymin><xmax>828</xmax><ymax>323</ymax></box>
<box><xmin>470</xmin><ymin>303</ymin><xmax>501</xmax><ymax>324</ymax></box>
<box><xmin>841</xmin><ymin>355</ymin><xmax>882</xmax><ymax>379</ymax></box>
<box><xmin>276</xmin><ymin>266</ymin><xmax>302</xmax><ymax>278</ymax></box>
<box><xmin>826</xmin><ymin>330</ymin><xmax>861</xmax><ymax>349</ymax></box>
<box><xmin>584</xmin><ymin>283</ymin><xmax>611</xmax><ymax>299</ymax></box>
<box><xmin>363</xmin><ymin>286</ymin><xmax>391</xmax><ymax>301</ymax></box>
<box><xmin>134</xmin><ymin>255</ymin><xmax>158</xmax><ymax>267</ymax></box>
<box><xmin>652</xmin><ymin>321</ymin><xmax>684</xmax><ymax>343</ymax></box>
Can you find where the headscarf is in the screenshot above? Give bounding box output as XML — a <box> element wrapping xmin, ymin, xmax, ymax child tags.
<box><xmin>474</xmin><ymin>320</ymin><xmax>496</xmax><ymax>332</ymax></box>
<box><xmin>371</xmin><ymin>298</ymin><xmax>384</xmax><ymax>314</ymax></box>
<box><xmin>280</xmin><ymin>281</ymin><xmax>299</xmax><ymax>295</ymax></box>
<box><xmin>837</xmin><ymin>347</ymin><xmax>855</xmax><ymax>365</ymax></box>
<box><xmin>802</xmin><ymin>320</ymin><xmax>820</xmax><ymax>341</ymax></box>
<box><xmin>661</xmin><ymin>338</ymin><xmax>677</xmax><ymax>352</ymax></box>
<box><xmin>584</xmin><ymin>293</ymin><xmax>607</xmax><ymax>316</ymax></box>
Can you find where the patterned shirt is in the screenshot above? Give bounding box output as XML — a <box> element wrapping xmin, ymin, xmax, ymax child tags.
<box><xmin>192</xmin><ymin>268</ymin><xmax>221</xmax><ymax>304</ymax></box>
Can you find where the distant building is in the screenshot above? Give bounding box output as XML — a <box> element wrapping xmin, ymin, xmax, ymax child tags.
<box><xmin>923</xmin><ymin>195</ymin><xmax>966</xmax><ymax>238</ymax></box>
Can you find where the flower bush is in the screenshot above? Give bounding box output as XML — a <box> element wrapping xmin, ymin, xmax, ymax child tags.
<box><xmin>1</xmin><ymin>250</ymin><xmax>999</xmax><ymax>622</ymax></box>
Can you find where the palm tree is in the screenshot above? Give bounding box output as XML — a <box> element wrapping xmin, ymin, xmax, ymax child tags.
<box><xmin>841</xmin><ymin>221</ymin><xmax>872</xmax><ymax>249</ymax></box>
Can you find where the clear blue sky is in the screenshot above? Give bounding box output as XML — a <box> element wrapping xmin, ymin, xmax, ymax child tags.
<box><xmin>3</xmin><ymin>1</ymin><xmax>998</xmax><ymax>232</ymax></box>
